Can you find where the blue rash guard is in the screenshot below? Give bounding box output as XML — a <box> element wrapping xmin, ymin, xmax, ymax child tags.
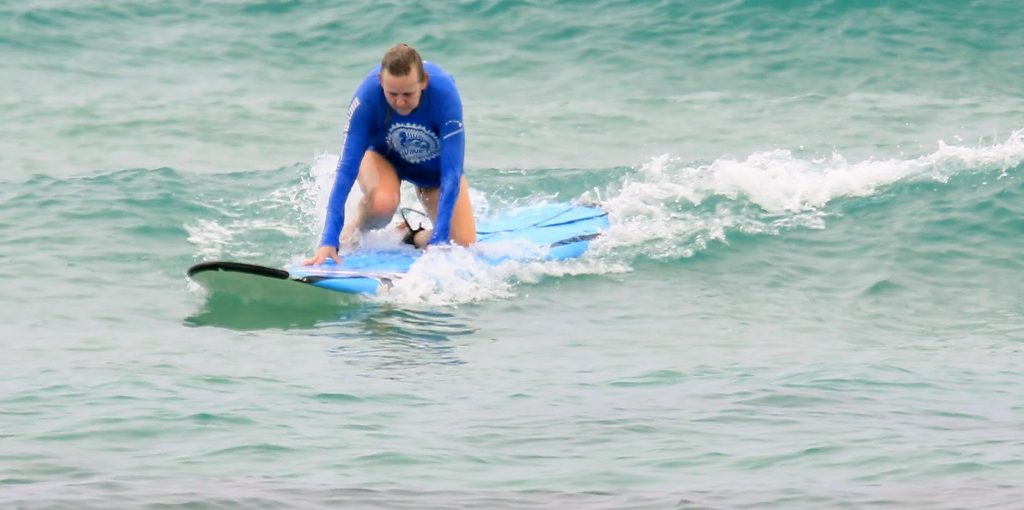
<box><xmin>319</xmin><ymin>62</ymin><xmax>466</xmax><ymax>249</ymax></box>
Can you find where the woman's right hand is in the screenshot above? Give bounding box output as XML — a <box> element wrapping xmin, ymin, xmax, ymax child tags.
<box><xmin>303</xmin><ymin>245</ymin><xmax>341</xmax><ymax>266</ymax></box>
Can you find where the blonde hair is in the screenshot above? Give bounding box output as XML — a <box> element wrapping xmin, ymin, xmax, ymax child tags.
<box><xmin>380</xmin><ymin>43</ymin><xmax>426</xmax><ymax>83</ymax></box>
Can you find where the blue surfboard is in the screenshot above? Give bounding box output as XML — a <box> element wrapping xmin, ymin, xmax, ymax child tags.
<box><xmin>188</xmin><ymin>202</ymin><xmax>608</xmax><ymax>300</ymax></box>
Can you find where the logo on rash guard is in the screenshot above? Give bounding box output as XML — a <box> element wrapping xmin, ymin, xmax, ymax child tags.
<box><xmin>386</xmin><ymin>123</ymin><xmax>439</xmax><ymax>164</ymax></box>
<box><xmin>346</xmin><ymin>98</ymin><xmax>360</xmax><ymax>121</ymax></box>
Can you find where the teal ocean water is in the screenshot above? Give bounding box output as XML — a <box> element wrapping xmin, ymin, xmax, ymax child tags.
<box><xmin>3</xmin><ymin>1</ymin><xmax>1024</xmax><ymax>508</ymax></box>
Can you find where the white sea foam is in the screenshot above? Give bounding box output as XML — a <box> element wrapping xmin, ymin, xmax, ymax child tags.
<box><xmin>185</xmin><ymin>170</ymin><xmax>312</xmax><ymax>261</ymax></box>
<box><xmin>185</xmin><ymin>219</ymin><xmax>234</xmax><ymax>260</ymax></box>
<box><xmin>383</xmin><ymin>245</ymin><xmax>516</xmax><ymax>305</ymax></box>
<box><xmin>378</xmin><ymin>243</ymin><xmax>629</xmax><ymax>306</ymax></box>
<box><xmin>592</xmin><ymin>129</ymin><xmax>1024</xmax><ymax>258</ymax></box>
<box><xmin>306</xmin><ymin>152</ymin><xmax>341</xmax><ymax>227</ymax></box>
<box><xmin>614</xmin><ymin>129</ymin><xmax>1023</xmax><ymax>215</ymax></box>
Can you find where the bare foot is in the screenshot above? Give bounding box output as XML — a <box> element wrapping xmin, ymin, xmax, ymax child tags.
<box><xmin>411</xmin><ymin>229</ymin><xmax>431</xmax><ymax>249</ymax></box>
<box><xmin>396</xmin><ymin>220</ymin><xmax>431</xmax><ymax>248</ymax></box>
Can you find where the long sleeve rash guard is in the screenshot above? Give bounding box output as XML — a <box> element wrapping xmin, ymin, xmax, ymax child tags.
<box><xmin>319</xmin><ymin>62</ymin><xmax>466</xmax><ymax>249</ymax></box>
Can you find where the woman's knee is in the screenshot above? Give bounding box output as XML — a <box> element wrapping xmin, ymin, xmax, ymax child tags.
<box><xmin>364</xmin><ymin>188</ymin><xmax>400</xmax><ymax>218</ymax></box>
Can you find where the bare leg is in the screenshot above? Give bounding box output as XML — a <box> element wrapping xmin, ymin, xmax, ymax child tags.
<box><xmin>412</xmin><ymin>175</ymin><xmax>476</xmax><ymax>248</ymax></box>
<box><xmin>340</xmin><ymin>150</ymin><xmax>401</xmax><ymax>247</ymax></box>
